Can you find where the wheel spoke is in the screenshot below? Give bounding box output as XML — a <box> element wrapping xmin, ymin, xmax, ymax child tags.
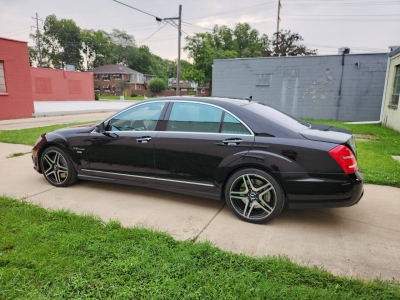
<box><xmin>54</xmin><ymin>152</ymin><xmax>61</xmax><ymax>165</ymax></box>
<box><xmin>55</xmin><ymin>170</ymin><xmax>62</xmax><ymax>184</ymax></box>
<box><xmin>44</xmin><ymin>154</ymin><xmax>54</xmax><ymax>166</ymax></box>
<box><xmin>244</xmin><ymin>175</ymin><xmax>256</xmax><ymax>190</ymax></box>
<box><xmin>241</xmin><ymin>198</ymin><xmax>250</xmax><ymax>216</ymax></box>
<box><xmin>230</xmin><ymin>175</ymin><xmax>249</xmax><ymax>195</ymax></box>
<box><xmin>45</xmin><ymin>169</ymin><xmax>55</xmax><ymax>177</ymax></box>
<box><xmin>58</xmin><ymin>165</ymin><xmax>68</xmax><ymax>171</ymax></box>
<box><xmin>254</xmin><ymin>200</ymin><xmax>272</xmax><ymax>214</ymax></box>
<box><xmin>246</xmin><ymin>202</ymin><xmax>257</xmax><ymax>217</ymax></box>
<box><xmin>254</xmin><ymin>182</ymin><xmax>272</xmax><ymax>192</ymax></box>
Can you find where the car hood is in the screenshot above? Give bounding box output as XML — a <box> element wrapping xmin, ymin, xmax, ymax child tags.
<box><xmin>50</xmin><ymin>124</ymin><xmax>96</xmax><ymax>135</ymax></box>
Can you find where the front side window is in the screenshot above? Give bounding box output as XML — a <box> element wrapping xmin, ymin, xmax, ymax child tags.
<box><xmin>0</xmin><ymin>61</ymin><xmax>6</xmax><ymax>93</ymax></box>
<box><xmin>390</xmin><ymin>65</ymin><xmax>400</xmax><ymax>107</ymax></box>
<box><xmin>167</xmin><ymin>102</ymin><xmax>223</xmax><ymax>133</ymax></box>
<box><xmin>106</xmin><ymin>102</ymin><xmax>166</xmax><ymax>132</ymax></box>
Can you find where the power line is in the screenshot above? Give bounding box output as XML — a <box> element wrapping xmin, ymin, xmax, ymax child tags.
<box><xmin>112</xmin><ymin>0</ymin><xmax>163</xmax><ymax>21</ymax></box>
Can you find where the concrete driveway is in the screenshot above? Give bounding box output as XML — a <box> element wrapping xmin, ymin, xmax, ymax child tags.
<box><xmin>1</xmin><ymin>142</ymin><xmax>399</xmax><ymax>281</ymax></box>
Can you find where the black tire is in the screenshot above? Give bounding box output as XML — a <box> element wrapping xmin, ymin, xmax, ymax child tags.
<box><xmin>40</xmin><ymin>146</ymin><xmax>78</xmax><ymax>187</ymax></box>
<box><xmin>224</xmin><ymin>168</ymin><xmax>285</xmax><ymax>224</ymax></box>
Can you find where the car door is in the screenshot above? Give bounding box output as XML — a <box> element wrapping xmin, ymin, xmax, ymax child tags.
<box><xmin>154</xmin><ymin>101</ymin><xmax>255</xmax><ymax>191</ymax></box>
<box><xmin>84</xmin><ymin>101</ymin><xmax>169</xmax><ymax>183</ymax></box>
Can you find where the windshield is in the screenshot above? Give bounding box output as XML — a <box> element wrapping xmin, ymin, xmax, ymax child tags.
<box><xmin>243</xmin><ymin>102</ymin><xmax>310</xmax><ymax>131</ymax></box>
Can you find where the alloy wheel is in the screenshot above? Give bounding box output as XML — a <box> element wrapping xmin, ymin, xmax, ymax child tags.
<box><xmin>42</xmin><ymin>150</ymin><xmax>69</xmax><ymax>185</ymax></box>
<box><xmin>229</xmin><ymin>174</ymin><xmax>277</xmax><ymax>220</ymax></box>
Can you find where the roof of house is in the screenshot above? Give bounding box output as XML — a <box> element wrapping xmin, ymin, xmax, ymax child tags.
<box><xmin>388</xmin><ymin>46</ymin><xmax>400</xmax><ymax>58</ymax></box>
<box><xmin>87</xmin><ymin>64</ymin><xmax>141</xmax><ymax>74</ymax></box>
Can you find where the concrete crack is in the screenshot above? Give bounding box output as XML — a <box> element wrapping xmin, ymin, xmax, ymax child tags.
<box><xmin>193</xmin><ymin>203</ymin><xmax>226</xmax><ymax>242</ymax></box>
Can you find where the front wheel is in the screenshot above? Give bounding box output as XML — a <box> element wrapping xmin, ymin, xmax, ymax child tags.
<box><xmin>40</xmin><ymin>146</ymin><xmax>78</xmax><ymax>187</ymax></box>
<box><xmin>224</xmin><ymin>169</ymin><xmax>285</xmax><ymax>224</ymax></box>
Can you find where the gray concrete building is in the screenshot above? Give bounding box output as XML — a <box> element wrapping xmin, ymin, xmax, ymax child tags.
<box><xmin>212</xmin><ymin>52</ymin><xmax>388</xmax><ymax>121</ymax></box>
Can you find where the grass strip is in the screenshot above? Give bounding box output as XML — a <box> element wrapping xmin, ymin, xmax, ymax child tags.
<box><xmin>304</xmin><ymin>120</ymin><xmax>400</xmax><ymax>188</ymax></box>
<box><xmin>0</xmin><ymin>196</ymin><xmax>399</xmax><ymax>299</ymax></box>
<box><xmin>98</xmin><ymin>95</ymin><xmax>156</xmax><ymax>100</ymax></box>
<box><xmin>6</xmin><ymin>152</ymin><xmax>31</xmax><ymax>158</ymax></box>
<box><xmin>0</xmin><ymin>121</ymin><xmax>99</xmax><ymax>146</ymax></box>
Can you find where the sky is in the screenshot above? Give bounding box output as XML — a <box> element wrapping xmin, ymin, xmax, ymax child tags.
<box><xmin>0</xmin><ymin>0</ymin><xmax>399</xmax><ymax>61</ymax></box>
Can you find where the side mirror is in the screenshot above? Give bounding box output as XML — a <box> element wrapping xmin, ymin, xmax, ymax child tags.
<box><xmin>95</xmin><ymin>122</ymin><xmax>105</xmax><ymax>133</ymax></box>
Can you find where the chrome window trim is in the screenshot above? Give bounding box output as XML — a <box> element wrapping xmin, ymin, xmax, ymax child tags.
<box><xmin>168</xmin><ymin>100</ymin><xmax>254</xmax><ymax>136</ymax></box>
<box><xmin>103</xmin><ymin>100</ymin><xmax>170</xmax><ymax>124</ymax></box>
<box><xmin>82</xmin><ymin>169</ymin><xmax>214</xmax><ymax>187</ymax></box>
<box><xmin>92</xmin><ymin>99</ymin><xmax>254</xmax><ymax>136</ymax></box>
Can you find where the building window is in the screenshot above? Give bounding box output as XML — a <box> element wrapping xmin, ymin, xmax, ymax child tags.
<box><xmin>94</xmin><ymin>74</ymin><xmax>100</xmax><ymax>80</ymax></box>
<box><xmin>103</xmin><ymin>85</ymin><xmax>110</xmax><ymax>92</ymax></box>
<box><xmin>201</xmin><ymin>88</ymin><xmax>205</xmax><ymax>94</ymax></box>
<box><xmin>390</xmin><ymin>65</ymin><xmax>400</xmax><ymax>107</ymax></box>
<box><xmin>102</xmin><ymin>74</ymin><xmax>110</xmax><ymax>81</ymax></box>
<box><xmin>113</xmin><ymin>74</ymin><xmax>122</xmax><ymax>80</ymax></box>
<box><xmin>94</xmin><ymin>86</ymin><xmax>100</xmax><ymax>92</ymax></box>
<box><xmin>138</xmin><ymin>85</ymin><xmax>141</xmax><ymax>90</ymax></box>
<box><xmin>0</xmin><ymin>61</ymin><xmax>6</xmax><ymax>93</ymax></box>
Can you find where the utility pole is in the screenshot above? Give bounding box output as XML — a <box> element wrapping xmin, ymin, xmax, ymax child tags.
<box><xmin>165</xmin><ymin>5</ymin><xmax>182</xmax><ymax>96</ymax></box>
<box><xmin>31</xmin><ymin>12</ymin><xmax>43</xmax><ymax>67</ymax></box>
<box><xmin>276</xmin><ymin>0</ymin><xmax>282</xmax><ymax>50</ymax></box>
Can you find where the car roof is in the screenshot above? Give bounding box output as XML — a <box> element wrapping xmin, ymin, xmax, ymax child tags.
<box><xmin>151</xmin><ymin>96</ymin><xmax>250</xmax><ymax>106</ymax></box>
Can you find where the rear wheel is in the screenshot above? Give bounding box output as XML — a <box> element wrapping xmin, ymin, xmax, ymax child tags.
<box><xmin>224</xmin><ymin>169</ymin><xmax>285</xmax><ymax>224</ymax></box>
<box><xmin>40</xmin><ymin>147</ymin><xmax>78</xmax><ymax>187</ymax></box>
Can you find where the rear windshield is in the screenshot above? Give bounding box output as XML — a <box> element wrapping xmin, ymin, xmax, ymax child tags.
<box><xmin>243</xmin><ymin>102</ymin><xmax>310</xmax><ymax>131</ymax></box>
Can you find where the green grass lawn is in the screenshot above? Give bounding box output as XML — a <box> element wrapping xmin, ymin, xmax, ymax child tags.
<box><xmin>304</xmin><ymin>120</ymin><xmax>400</xmax><ymax>188</ymax></box>
<box><xmin>1</xmin><ymin>119</ymin><xmax>399</xmax><ymax>187</ymax></box>
<box><xmin>0</xmin><ymin>121</ymin><xmax>99</xmax><ymax>146</ymax></box>
<box><xmin>1</xmin><ymin>196</ymin><xmax>398</xmax><ymax>299</ymax></box>
<box><xmin>98</xmin><ymin>95</ymin><xmax>157</xmax><ymax>100</ymax></box>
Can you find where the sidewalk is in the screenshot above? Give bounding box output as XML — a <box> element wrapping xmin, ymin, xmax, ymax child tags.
<box><xmin>0</xmin><ymin>100</ymin><xmax>136</xmax><ymax>130</ymax></box>
<box><xmin>33</xmin><ymin>100</ymin><xmax>133</xmax><ymax>117</ymax></box>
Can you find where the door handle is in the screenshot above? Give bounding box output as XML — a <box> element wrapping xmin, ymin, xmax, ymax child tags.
<box><xmin>222</xmin><ymin>138</ymin><xmax>242</xmax><ymax>146</ymax></box>
<box><xmin>137</xmin><ymin>136</ymin><xmax>152</xmax><ymax>143</ymax></box>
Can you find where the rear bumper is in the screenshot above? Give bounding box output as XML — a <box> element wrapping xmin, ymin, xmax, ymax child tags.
<box><xmin>287</xmin><ymin>170</ymin><xmax>364</xmax><ymax>209</ymax></box>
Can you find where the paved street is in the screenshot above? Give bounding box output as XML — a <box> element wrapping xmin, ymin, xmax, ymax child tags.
<box><xmin>1</xmin><ymin>140</ymin><xmax>399</xmax><ymax>281</ymax></box>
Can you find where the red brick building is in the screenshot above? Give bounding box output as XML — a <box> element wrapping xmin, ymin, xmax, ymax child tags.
<box><xmin>31</xmin><ymin>68</ymin><xmax>94</xmax><ymax>101</ymax></box>
<box><xmin>0</xmin><ymin>37</ymin><xmax>95</xmax><ymax>120</ymax></box>
<box><xmin>0</xmin><ymin>37</ymin><xmax>34</xmax><ymax>119</ymax></box>
<box><xmin>88</xmin><ymin>64</ymin><xmax>155</xmax><ymax>96</ymax></box>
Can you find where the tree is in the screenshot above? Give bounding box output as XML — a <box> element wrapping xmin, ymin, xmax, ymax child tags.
<box><xmin>81</xmin><ymin>29</ymin><xmax>113</xmax><ymax>69</ymax></box>
<box><xmin>148</xmin><ymin>77</ymin><xmax>167</xmax><ymax>92</ymax></box>
<box><xmin>104</xmin><ymin>29</ymin><xmax>136</xmax><ymax>65</ymax></box>
<box><xmin>114</xmin><ymin>80</ymin><xmax>131</xmax><ymax>96</ymax></box>
<box><xmin>38</xmin><ymin>15</ymin><xmax>83</xmax><ymax>69</ymax></box>
<box><xmin>263</xmin><ymin>30</ymin><xmax>317</xmax><ymax>57</ymax></box>
<box><xmin>185</xmin><ymin>23</ymin><xmax>266</xmax><ymax>94</ymax></box>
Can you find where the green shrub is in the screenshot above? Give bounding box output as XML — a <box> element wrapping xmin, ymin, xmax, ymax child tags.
<box><xmin>95</xmin><ymin>94</ymin><xmax>99</xmax><ymax>101</ymax></box>
<box><xmin>130</xmin><ymin>93</ymin><xmax>137</xmax><ymax>97</ymax></box>
<box><xmin>148</xmin><ymin>77</ymin><xmax>167</xmax><ymax>92</ymax></box>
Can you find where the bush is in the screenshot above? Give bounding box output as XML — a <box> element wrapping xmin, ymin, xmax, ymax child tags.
<box><xmin>95</xmin><ymin>94</ymin><xmax>99</xmax><ymax>101</ymax></box>
<box><xmin>148</xmin><ymin>77</ymin><xmax>167</xmax><ymax>92</ymax></box>
<box><xmin>130</xmin><ymin>93</ymin><xmax>137</xmax><ymax>97</ymax></box>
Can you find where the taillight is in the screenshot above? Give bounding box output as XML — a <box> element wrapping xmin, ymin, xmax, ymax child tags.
<box><xmin>329</xmin><ymin>145</ymin><xmax>358</xmax><ymax>174</ymax></box>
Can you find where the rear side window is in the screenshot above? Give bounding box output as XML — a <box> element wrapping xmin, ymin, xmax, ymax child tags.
<box><xmin>167</xmin><ymin>102</ymin><xmax>222</xmax><ymax>133</ymax></box>
<box><xmin>221</xmin><ymin>112</ymin><xmax>251</xmax><ymax>135</ymax></box>
<box><xmin>244</xmin><ymin>102</ymin><xmax>309</xmax><ymax>131</ymax></box>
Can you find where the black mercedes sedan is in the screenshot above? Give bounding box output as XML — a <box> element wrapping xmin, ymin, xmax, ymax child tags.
<box><xmin>32</xmin><ymin>97</ymin><xmax>364</xmax><ymax>224</ymax></box>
